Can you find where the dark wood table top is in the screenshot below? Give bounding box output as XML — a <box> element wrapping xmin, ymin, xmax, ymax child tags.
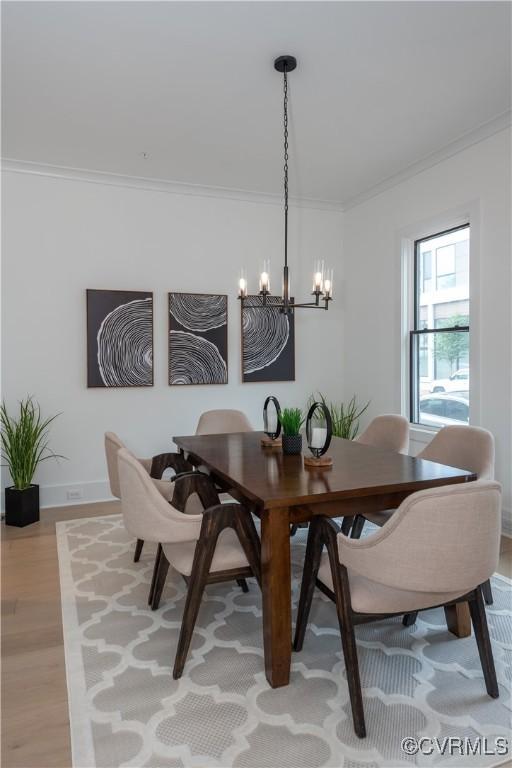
<box><xmin>174</xmin><ymin>431</ymin><xmax>476</xmax><ymax>509</ymax></box>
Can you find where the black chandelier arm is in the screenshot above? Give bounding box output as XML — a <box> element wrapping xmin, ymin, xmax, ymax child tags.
<box><xmin>238</xmin><ymin>297</ymin><xmax>331</xmax><ymax>311</ymax></box>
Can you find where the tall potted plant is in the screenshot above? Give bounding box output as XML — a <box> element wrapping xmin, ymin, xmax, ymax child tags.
<box><xmin>1</xmin><ymin>397</ymin><xmax>64</xmax><ymax>526</ymax></box>
<box><xmin>278</xmin><ymin>407</ymin><xmax>305</xmax><ymax>455</ymax></box>
<box><xmin>308</xmin><ymin>393</ymin><xmax>370</xmax><ymax>439</ymax></box>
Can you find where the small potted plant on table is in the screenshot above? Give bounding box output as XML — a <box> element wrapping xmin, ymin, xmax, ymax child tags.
<box><xmin>278</xmin><ymin>407</ymin><xmax>305</xmax><ymax>455</ymax></box>
<box><xmin>1</xmin><ymin>397</ymin><xmax>64</xmax><ymax>526</ymax></box>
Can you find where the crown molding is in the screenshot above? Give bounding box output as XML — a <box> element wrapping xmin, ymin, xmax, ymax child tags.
<box><xmin>343</xmin><ymin>110</ymin><xmax>512</xmax><ymax>211</ymax></box>
<box><xmin>0</xmin><ymin>158</ymin><xmax>345</xmax><ymax>213</ymax></box>
<box><xmin>3</xmin><ymin>109</ymin><xmax>510</xmax><ymax>214</ymax></box>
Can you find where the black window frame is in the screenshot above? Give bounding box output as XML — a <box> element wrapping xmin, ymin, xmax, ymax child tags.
<box><xmin>409</xmin><ymin>223</ymin><xmax>470</xmax><ymax>425</ymax></box>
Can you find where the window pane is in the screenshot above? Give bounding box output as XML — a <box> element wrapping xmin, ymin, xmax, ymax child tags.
<box><xmin>411</xmin><ymin>329</ymin><xmax>470</xmax><ymax>426</ymax></box>
<box><xmin>436</xmin><ymin>245</ymin><xmax>455</xmax><ymax>276</ymax></box>
<box><xmin>411</xmin><ymin>224</ymin><xmax>470</xmax><ymax>427</ymax></box>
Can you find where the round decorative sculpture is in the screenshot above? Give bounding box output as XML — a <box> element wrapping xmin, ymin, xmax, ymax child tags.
<box><xmin>261</xmin><ymin>396</ymin><xmax>282</xmax><ymax>447</ymax></box>
<box><xmin>304</xmin><ymin>401</ymin><xmax>333</xmax><ymax>467</ymax></box>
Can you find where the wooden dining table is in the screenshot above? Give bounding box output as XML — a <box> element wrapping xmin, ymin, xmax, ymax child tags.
<box><xmin>174</xmin><ymin>431</ymin><xmax>476</xmax><ymax>688</ymax></box>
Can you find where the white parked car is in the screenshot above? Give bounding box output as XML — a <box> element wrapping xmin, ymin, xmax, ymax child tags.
<box><xmin>419</xmin><ymin>393</ymin><xmax>469</xmax><ymax>428</ymax></box>
<box><xmin>430</xmin><ymin>368</ymin><xmax>469</xmax><ymax>393</ymax></box>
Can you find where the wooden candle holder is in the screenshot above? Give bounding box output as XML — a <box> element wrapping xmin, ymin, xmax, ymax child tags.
<box><xmin>261</xmin><ymin>436</ymin><xmax>283</xmax><ymax>448</ymax></box>
<box><xmin>304</xmin><ymin>454</ymin><xmax>333</xmax><ymax>468</ymax></box>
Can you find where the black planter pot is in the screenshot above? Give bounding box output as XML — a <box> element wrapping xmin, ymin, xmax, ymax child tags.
<box><xmin>282</xmin><ymin>434</ymin><xmax>302</xmax><ymax>456</ymax></box>
<box><xmin>5</xmin><ymin>484</ymin><xmax>40</xmax><ymax>527</ymax></box>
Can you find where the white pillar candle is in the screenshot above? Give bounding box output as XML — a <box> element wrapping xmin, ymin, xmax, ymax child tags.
<box><xmin>266</xmin><ymin>411</ymin><xmax>277</xmax><ymax>433</ymax></box>
<box><xmin>311</xmin><ymin>427</ymin><xmax>327</xmax><ymax>449</ymax></box>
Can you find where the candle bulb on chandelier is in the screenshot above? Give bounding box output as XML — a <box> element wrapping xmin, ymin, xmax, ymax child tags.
<box><xmin>238</xmin><ymin>269</ymin><xmax>248</xmax><ymax>298</ymax></box>
<box><xmin>313</xmin><ymin>259</ymin><xmax>324</xmax><ymax>294</ymax></box>
<box><xmin>259</xmin><ymin>260</ymin><xmax>271</xmax><ymax>294</ymax></box>
<box><xmin>324</xmin><ymin>268</ymin><xmax>333</xmax><ymax>299</ymax></box>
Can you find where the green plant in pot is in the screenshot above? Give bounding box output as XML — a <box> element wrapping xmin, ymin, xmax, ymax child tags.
<box><xmin>308</xmin><ymin>393</ymin><xmax>370</xmax><ymax>440</ymax></box>
<box><xmin>1</xmin><ymin>397</ymin><xmax>64</xmax><ymax>527</ymax></box>
<box><xmin>278</xmin><ymin>407</ymin><xmax>305</xmax><ymax>455</ymax></box>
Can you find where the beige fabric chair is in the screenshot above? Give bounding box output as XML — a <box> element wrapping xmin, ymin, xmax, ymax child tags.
<box><xmin>105</xmin><ymin>432</ymin><xmax>194</xmax><ymax>561</ymax></box>
<box><xmin>118</xmin><ymin>448</ymin><xmax>261</xmax><ymax>679</ymax></box>
<box><xmin>105</xmin><ymin>432</ymin><xmax>171</xmax><ymax>501</ymax></box>
<box><xmin>195</xmin><ymin>409</ymin><xmax>253</xmax><ymax>435</ymax></box>
<box><xmin>361</xmin><ymin>425</ymin><xmax>494</xmax><ymax>528</ymax></box>
<box><xmin>340</xmin><ymin>415</ymin><xmax>409</xmax><ymax>539</ymax></box>
<box><xmin>294</xmin><ymin>480</ymin><xmax>502</xmax><ymax>737</ymax></box>
<box><xmin>355</xmin><ymin>414</ymin><xmax>409</xmax><ymax>454</ymax></box>
<box><xmin>194</xmin><ymin>410</ymin><xmax>253</xmax><ymax>502</ymax></box>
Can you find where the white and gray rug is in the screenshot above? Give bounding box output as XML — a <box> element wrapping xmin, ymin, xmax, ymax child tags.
<box><xmin>56</xmin><ymin>515</ymin><xmax>511</xmax><ymax>768</ymax></box>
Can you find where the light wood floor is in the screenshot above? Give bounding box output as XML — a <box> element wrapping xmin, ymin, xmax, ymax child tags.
<box><xmin>1</xmin><ymin>502</ymin><xmax>511</xmax><ymax>768</ymax></box>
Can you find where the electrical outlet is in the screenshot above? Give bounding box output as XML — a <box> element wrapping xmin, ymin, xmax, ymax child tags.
<box><xmin>67</xmin><ymin>488</ymin><xmax>84</xmax><ymax>501</ymax></box>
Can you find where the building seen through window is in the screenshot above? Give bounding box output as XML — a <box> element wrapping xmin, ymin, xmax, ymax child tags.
<box><xmin>410</xmin><ymin>225</ymin><xmax>469</xmax><ymax>427</ymax></box>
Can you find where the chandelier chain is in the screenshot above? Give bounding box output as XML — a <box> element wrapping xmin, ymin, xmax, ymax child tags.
<box><xmin>283</xmin><ymin>68</ymin><xmax>289</xmax><ymax>268</ymax></box>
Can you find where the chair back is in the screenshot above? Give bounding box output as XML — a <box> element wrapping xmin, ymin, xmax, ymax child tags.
<box><xmin>195</xmin><ymin>409</ymin><xmax>253</xmax><ymax>435</ymax></box>
<box><xmin>105</xmin><ymin>431</ymin><xmax>126</xmax><ymax>498</ymax></box>
<box><xmin>355</xmin><ymin>414</ymin><xmax>409</xmax><ymax>453</ymax></box>
<box><xmin>419</xmin><ymin>425</ymin><xmax>494</xmax><ymax>479</ymax></box>
<box><xmin>340</xmin><ymin>481</ymin><xmax>501</xmax><ymax>596</ymax></box>
<box><xmin>117</xmin><ymin>449</ymin><xmax>202</xmax><ymax>544</ymax></box>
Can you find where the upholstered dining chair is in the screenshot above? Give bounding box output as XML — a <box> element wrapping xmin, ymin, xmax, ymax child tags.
<box><xmin>338</xmin><ymin>415</ymin><xmax>409</xmax><ymax>539</ymax></box>
<box><xmin>351</xmin><ymin>424</ymin><xmax>495</xmax><ymax>607</ymax></box>
<box><xmin>195</xmin><ymin>409</ymin><xmax>253</xmax><ymax>435</ymax></box>
<box><xmin>355</xmin><ymin>413</ymin><xmax>410</xmax><ymax>453</ymax></box>
<box><xmin>117</xmin><ymin>448</ymin><xmax>261</xmax><ymax>679</ymax></box>
<box><xmin>194</xmin><ymin>409</ymin><xmax>253</xmax><ymax>502</ymax></box>
<box><xmin>104</xmin><ymin>432</ymin><xmax>192</xmax><ymax>561</ymax></box>
<box><xmin>293</xmin><ymin>480</ymin><xmax>502</xmax><ymax>738</ymax></box>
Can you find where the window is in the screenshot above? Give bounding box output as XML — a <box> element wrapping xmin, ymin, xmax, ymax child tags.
<box><xmin>410</xmin><ymin>224</ymin><xmax>470</xmax><ymax>427</ymax></box>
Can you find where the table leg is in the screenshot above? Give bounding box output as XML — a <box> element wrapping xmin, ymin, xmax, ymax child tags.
<box><xmin>444</xmin><ymin>601</ymin><xmax>472</xmax><ymax>638</ymax></box>
<box><xmin>261</xmin><ymin>507</ymin><xmax>291</xmax><ymax>688</ymax></box>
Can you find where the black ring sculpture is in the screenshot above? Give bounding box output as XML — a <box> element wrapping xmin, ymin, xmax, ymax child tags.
<box><xmin>306</xmin><ymin>401</ymin><xmax>333</xmax><ymax>458</ymax></box>
<box><xmin>263</xmin><ymin>396</ymin><xmax>282</xmax><ymax>440</ymax></box>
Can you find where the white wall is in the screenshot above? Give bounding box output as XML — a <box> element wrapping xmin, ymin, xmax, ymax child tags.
<box><xmin>342</xmin><ymin>128</ymin><xmax>512</xmax><ymax>528</ymax></box>
<box><xmin>1</xmin><ymin>170</ymin><xmax>343</xmax><ymax>507</ymax></box>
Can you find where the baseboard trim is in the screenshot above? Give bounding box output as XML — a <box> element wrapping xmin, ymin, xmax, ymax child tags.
<box><xmin>38</xmin><ymin>480</ymin><xmax>113</xmax><ymax>509</ymax></box>
<box><xmin>1</xmin><ymin>480</ymin><xmax>114</xmax><ymax>512</ymax></box>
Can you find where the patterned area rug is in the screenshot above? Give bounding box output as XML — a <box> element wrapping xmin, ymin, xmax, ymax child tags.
<box><xmin>56</xmin><ymin>514</ymin><xmax>511</xmax><ymax>768</ymax></box>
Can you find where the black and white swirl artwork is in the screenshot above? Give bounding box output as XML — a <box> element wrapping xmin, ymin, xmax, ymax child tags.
<box><xmin>168</xmin><ymin>293</ymin><xmax>228</xmax><ymax>385</ymax></box>
<box><xmin>86</xmin><ymin>290</ymin><xmax>153</xmax><ymax>388</ymax></box>
<box><xmin>169</xmin><ymin>293</ymin><xmax>227</xmax><ymax>332</ymax></box>
<box><xmin>242</xmin><ymin>296</ymin><xmax>295</xmax><ymax>382</ymax></box>
<box><xmin>169</xmin><ymin>331</ymin><xmax>227</xmax><ymax>384</ymax></box>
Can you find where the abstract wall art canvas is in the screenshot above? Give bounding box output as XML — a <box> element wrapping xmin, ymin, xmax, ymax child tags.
<box><xmin>168</xmin><ymin>293</ymin><xmax>228</xmax><ymax>385</ymax></box>
<box><xmin>86</xmin><ymin>289</ymin><xmax>153</xmax><ymax>388</ymax></box>
<box><xmin>241</xmin><ymin>296</ymin><xmax>295</xmax><ymax>382</ymax></box>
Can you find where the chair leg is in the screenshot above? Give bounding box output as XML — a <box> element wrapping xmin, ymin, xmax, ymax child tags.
<box><xmin>134</xmin><ymin>538</ymin><xmax>144</xmax><ymax>562</ymax></box>
<box><xmin>350</xmin><ymin>516</ymin><xmax>365</xmax><ymax>539</ymax></box>
<box><xmin>237</xmin><ymin>578</ymin><xmax>249</xmax><ymax>593</ymax></box>
<box><xmin>151</xmin><ymin>549</ymin><xmax>170</xmax><ymax>610</ymax></box>
<box><xmin>468</xmin><ymin>588</ymin><xmax>499</xmax><ymax>698</ymax></box>
<box><xmin>403</xmin><ymin>611</ymin><xmax>418</xmax><ymax>627</ymax></box>
<box><xmin>340</xmin><ymin>517</ymin><xmax>352</xmax><ymax>536</ymax></box>
<box><xmin>148</xmin><ymin>544</ymin><xmax>163</xmax><ymax>605</ymax></box>
<box><xmin>325</xmin><ymin>532</ymin><xmax>366</xmax><ymax>738</ymax></box>
<box><xmin>481</xmin><ymin>579</ymin><xmax>494</xmax><ymax>606</ymax></box>
<box><xmin>293</xmin><ymin>517</ymin><xmax>324</xmax><ymax>652</ymax></box>
<box><xmin>173</xmin><ymin>510</ymin><xmax>228</xmax><ymax>679</ymax></box>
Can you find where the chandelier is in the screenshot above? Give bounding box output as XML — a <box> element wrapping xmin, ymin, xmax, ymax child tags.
<box><xmin>238</xmin><ymin>55</ymin><xmax>333</xmax><ymax>315</ymax></box>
